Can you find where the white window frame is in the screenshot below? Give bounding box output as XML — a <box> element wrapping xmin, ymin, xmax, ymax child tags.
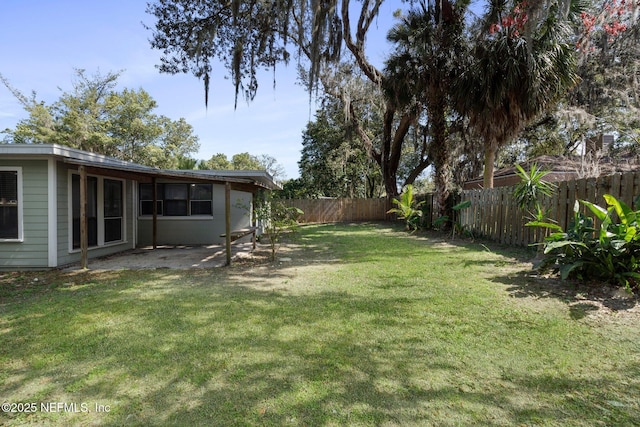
<box><xmin>0</xmin><ymin>167</ymin><xmax>23</xmax><ymax>242</ymax></box>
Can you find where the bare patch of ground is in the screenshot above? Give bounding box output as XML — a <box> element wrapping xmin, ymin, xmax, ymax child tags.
<box><xmin>432</xmin><ymin>231</ymin><xmax>640</xmax><ymax>327</ymax></box>
<box><xmin>497</xmin><ymin>258</ymin><xmax>640</xmax><ymax>326</ymax></box>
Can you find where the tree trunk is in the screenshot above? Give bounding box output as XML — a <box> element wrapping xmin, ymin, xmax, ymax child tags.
<box><xmin>483</xmin><ymin>143</ymin><xmax>497</xmax><ymax>189</ymax></box>
<box><xmin>432</xmin><ymin>145</ymin><xmax>451</xmax><ymax>219</ymax></box>
<box><xmin>347</xmin><ymin>108</ymin><xmax>401</xmax><ymax>199</ymax></box>
<box><xmin>383</xmin><ymin>168</ymin><xmax>399</xmax><ymax>199</ymax></box>
<box><xmin>428</xmin><ymin>90</ymin><xmax>450</xmax><ymax>219</ymax></box>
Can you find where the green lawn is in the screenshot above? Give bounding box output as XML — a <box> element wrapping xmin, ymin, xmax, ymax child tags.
<box><xmin>1</xmin><ymin>223</ymin><xmax>639</xmax><ymax>426</ymax></box>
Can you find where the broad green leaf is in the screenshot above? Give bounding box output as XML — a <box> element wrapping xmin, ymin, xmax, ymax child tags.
<box><xmin>599</xmin><ymin>215</ymin><xmax>614</xmax><ymax>243</ymax></box>
<box><xmin>580</xmin><ymin>199</ymin><xmax>608</xmax><ymax>222</ymax></box>
<box><xmin>604</xmin><ymin>194</ymin><xmax>635</xmax><ymax>225</ymax></box>
<box><xmin>560</xmin><ymin>260</ymin><xmax>585</xmax><ymax>280</ymax></box>
<box><xmin>625</xmin><ymin>226</ymin><xmax>637</xmax><ymax>242</ymax></box>
<box><xmin>433</xmin><ymin>216</ymin><xmax>448</xmax><ymax>227</ymax></box>
<box><xmin>453</xmin><ymin>200</ymin><xmax>471</xmax><ymax>211</ymax></box>
<box><xmin>525</xmin><ymin>221</ymin><xmax>563</xmax><ymax>232</ymax></box>
<box><xmin>545</xmin><ymin>232</ymin><xmax>569</xmax><ymax>242</ymax></box>
<box><xmin>544</xmin><ymin>240</ymin><xmax>587</xmax><ymax>254</ymax></box>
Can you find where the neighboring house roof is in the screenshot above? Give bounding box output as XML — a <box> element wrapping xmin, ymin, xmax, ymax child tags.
<box><xmin>463</xmin><ymin>154</ymin><xmax>640</xmax><ymax>190</ymax></box>
<box><xmin>0</xmin><ymin>144</ymin><xmax>280</xmax><ymax>190</ymax></box>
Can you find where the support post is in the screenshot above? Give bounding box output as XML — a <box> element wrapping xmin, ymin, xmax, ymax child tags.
<box><xmin>252</xmin><ymin>191</ymin><xmax>257</xmax><ymax>250</ymax></box>
<box><xmin>152</xmin><ymin>177</ymin><xmax>158</xmax><ymax>250</ymax></box>
<box><xmin>79</xmin><ymin>166</ymin><xmax>88</xmax><ymax>269</ymax></box>
<box><xmin>225</xmin><ymin>182</ymin><xmax>232</xmax><ymax>266</ymax></box>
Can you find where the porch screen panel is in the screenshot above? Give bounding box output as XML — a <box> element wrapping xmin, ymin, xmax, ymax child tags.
<box><xmin>104</xmin><ymin>179</ymin><xmax>123</xmax><ymax>242</ymax></box>
<box><xmin>0</xmin><ymin>171</ymin><xmax>18</xmax><ymax>239</ymax></box>
<box><xmin>138</xmin><ymin>182</ymin><xmax>213</xmax><ymax>216</ymax></box>
<box><xmin>72</xmin><ymin>175</ymin><xmax>98</xmax><ymax>249</ymax></box>
<box><xmin>190</xmin><ymin>184</ymin><xmax>213</xmax><ymax>215</ymax></box>
<box><xmin>139</xmin><ymin>183</ymin><xmax>163</xmax><ymax>216</ymax></box>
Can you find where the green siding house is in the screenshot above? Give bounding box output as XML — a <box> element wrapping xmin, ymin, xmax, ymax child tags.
<box><xmin>0</xmin><ymin>144</ymin><xmax>279</xmax><ymax>270</ymax></box>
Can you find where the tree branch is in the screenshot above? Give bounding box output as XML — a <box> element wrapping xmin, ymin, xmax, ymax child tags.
<box><xmin>390</xmin><ymin>109</ymin><xmax>415</xmax><ymax>168</ymax></box>
<box><xmin>403</xmin><ymin>157</ymin><xmax>431</xmax><ymax>187</ymax></box>
<box><xmin>0</xmin><ymin>72</ymin><xmax>32</xmax><ymax>109</ymax></box>
<box><xmin>348</xmin><ymin>100</ymin><xmax>381</xmax><ymax>166</ymax></box>
<box><xmin>341</xmin><ymin>0</ymin><xmax>384</xmax><ymax>86</ymax></box>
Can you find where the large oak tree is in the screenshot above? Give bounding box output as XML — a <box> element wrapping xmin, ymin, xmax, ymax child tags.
<box><xmin>145</xmin><ymin>0</ymin><xmax>463</xmax><ymax>200</ymax></box>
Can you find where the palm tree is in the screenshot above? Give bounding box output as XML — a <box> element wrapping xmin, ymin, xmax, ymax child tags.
<box><xmin>458</xmin><ymin>0</ymin><xmax>579</xmax><ymax>188</ymax></box>
<box><xmin>385</xmin><ymin>0</ymin><xmax>470</xmax><ymax>218</ymax></box>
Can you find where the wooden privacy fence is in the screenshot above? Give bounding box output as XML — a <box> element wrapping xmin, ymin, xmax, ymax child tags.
<box><xmin>459</xmin><ymin>171</ymin><xmax>640</xmax><ymax>247</ymax></box>
<box><xmin>282</xmin><ymin>198</ymin><xmax>391</xmax><ymax>223</ymax></box>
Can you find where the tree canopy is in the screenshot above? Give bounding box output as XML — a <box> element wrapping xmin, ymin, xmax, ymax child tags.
<box><xmin>385</xmin><ymin>0</ymin><xmax>469</xmax><ymax>213</ymax></box>
<box><xmin>145</xmin><ymin>0</ymin><xmax>342</xmax><ymax>108</ymax></box>
<box><xmin>297</xmin><ymin>96</ymin><xmax>383</xmax><ymax>198</ymax></box>
<box><xmin>199</xmin><ymin>152</ymin><xmax>286</xmax><ymax>181</ymax></box>
<box><xmin>1</xmin><ymin>69</ymin><xmax>200</xmax><ymax>169</ymax></box>
<box><xmin>487</xmin><ymin>0</ymin><xmax>640</xmax><ymax>166</ymax></box>
<box><xmin>145</xmin><ymin>0</ymin><xmax>637</xmax><ymax>199</ymax></box>
<box><xmin>146</xmin><ymin>0</ymin><xmax>442</xmax><ymax>198</ymax></box>
<box><xmin>458</xmin><ymin>0</ymin><xmax>580</xmax><ymax>188</ymax></box>
<box><xmin>571</xmin><ymin>0</ymin><xmax>640</xmax><ymax>149</ymax></box>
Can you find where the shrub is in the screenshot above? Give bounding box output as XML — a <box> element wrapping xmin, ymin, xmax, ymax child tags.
<box><xmin>527</xmin><ymin>194</ymin><xmax>640</xmax><ymax>291</ymax></box>
<box><xmin>433</xmin><ymin>199</ymin><xmax>472</xmax><ymax>238</ymax></box>
<box><xmin>513</xmin><ymin>163</ymin><xmax>556</xmax><ymax>222</ymax></box>
<box><xmin>255</xmin><ymin>193</ymin><xmax>303</xmax><ymax>261</ymax></box>
<box><xmin>387</xmin><ymin>185</ymin><xmax>425</xmax><ymax>231</ymax></box>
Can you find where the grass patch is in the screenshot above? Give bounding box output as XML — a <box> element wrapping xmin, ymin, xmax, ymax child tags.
<box><xmin>1</xmin><ymin>223</ymin><xmax>639</xmax><ymax>426</ymax></box>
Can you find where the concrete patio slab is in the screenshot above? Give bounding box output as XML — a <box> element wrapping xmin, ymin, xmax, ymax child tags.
<box><xmin>63</xmin><ymin>243</ymin><xmax>256</xmax><ymax>271</ymax></box>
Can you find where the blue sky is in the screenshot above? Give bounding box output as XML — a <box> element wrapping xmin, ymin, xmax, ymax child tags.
<box><xmin>0</xmin><ymin>0</ymin><xmax>485</xmax><ymax>179</ymax></box>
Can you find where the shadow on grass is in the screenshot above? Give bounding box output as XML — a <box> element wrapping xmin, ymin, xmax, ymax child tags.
<box><xmin>3</xmin><ymin>276</ymin><xmax>640</xmax><ymax>425</ymax></box>
<box><xmin>430</xmin><ymin>231</ymin><xmax>640</xmax><ymax>317</ymax></box>
<box><xmin>490</xmin><ymin>267</ymin><xmax>638</xmax><ymax>314</ymax></box>
<box><xmin>2</xmin><ymin>223</ymin><xmax>640</xmax><ymax>425</ymax></box>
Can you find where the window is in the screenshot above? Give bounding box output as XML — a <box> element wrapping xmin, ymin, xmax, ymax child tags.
<box><xmin>190</xmin><ymin>184</ymin><xmax>213</xmax><ymax>215</ymax></box>
<box><xmin>0</xmin><ymin>169</ymin><xmax>21</xmax><ymax>240</ymax></box>
<box><xmin>164</xmin><ymin>184</ymin><xmax>188</xmax><ymax>216</ymax></box>
<box><xmin>104</xmin><ymin>179</ymin><xmax>123</xmax><ymax>243</ymax></box>
<box><xmin>139</xmin><ymin>183</ymin><xmax>163</xmax><ymax>216</ymax></box>
<box><xmin>139</xmin><ymin>183</ymin><xmax>212</xmax><ymax>216</ymax></box>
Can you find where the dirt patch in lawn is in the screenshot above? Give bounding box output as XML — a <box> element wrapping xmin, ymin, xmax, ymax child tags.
<box><xmin>489</xmin><ymin>254</ymin><xmax>640</xmax><ymax>327</ymax></box>
<box><xmin>516</xmin><ymin>270</ymin><xmax>640</xmax><ymax>325</ymax></box>
<box><xmin>438</xmin><ymin>233</ymin><xmax>640</xmax><ymax>327</ymax></box>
